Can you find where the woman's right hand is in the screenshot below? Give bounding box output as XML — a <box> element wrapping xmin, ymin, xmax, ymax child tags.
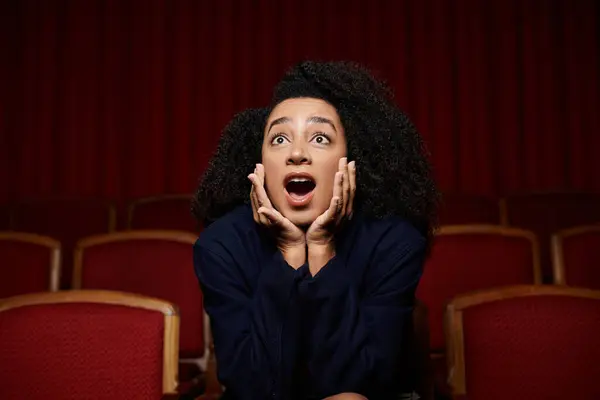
<box><xmin>248</xmin><ymin>164</ymin><xmax>306</xmax><ymax>268</ymax></box>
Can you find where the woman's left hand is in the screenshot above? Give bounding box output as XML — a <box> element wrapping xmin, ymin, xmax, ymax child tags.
<box><xmin>306</xmin><ymin>157</ymin><xmax>356</xmax><ymax>247</ymax></box>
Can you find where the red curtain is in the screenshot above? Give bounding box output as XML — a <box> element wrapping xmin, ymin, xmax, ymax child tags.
<box><xmin>1</xmin><ymin>0</ymin><xmax>599</xmax><ymax>203</ymax></box>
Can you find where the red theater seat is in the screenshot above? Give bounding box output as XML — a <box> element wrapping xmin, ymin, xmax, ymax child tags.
<box><xmin>552</xmin><ymin>224</ymin><xmax>600</xmax><ymax>289</ymax></box>
<box><xmin>417</xmin><ymin>225</ymin><xmax>542</xmax><ymax>397</ymax></box>
<box><xmin>0</xmin><ymin>232</ymin><xmax>61</xmax><ymax>297</ymax></box>
<box><xmin>500</xmin><ymin>192</ymin><xmax>600</xmax><ymax>279</ymax></box>
<box><xmin>0</xmin><ymin>290</ymin><xmax>179</xmax><ymax>399</ymax></box>
<box><xmin>446</xmin><ymin>285</ymin><xmax>600</xmax><ymax>400</ymax></box>
<box><xmin>73</xmin><ymin>230</ymin><xmax>207</xmax><ymax>394</ymax></box>
<box><xmin>11</xmin><ymin>198</ymin><xmax>116</xmax><ymax>288</ymax></box>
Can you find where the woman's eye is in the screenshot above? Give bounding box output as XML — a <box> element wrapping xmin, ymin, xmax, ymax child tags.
<box><xmin>271</xmin><ymin>135</ymin><xmax>289</xmax><ymax>145</ymax></box>
<box><xmin>311</xmin><ymin>134</ymin><xmax>330</xmax><ymax>145</ymax></box>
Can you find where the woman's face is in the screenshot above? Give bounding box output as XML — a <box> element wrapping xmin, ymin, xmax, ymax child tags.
<box><xmin>262</xmin><ymin>97</ymin><xmax>347</xmax><ymax>227</ymax></box>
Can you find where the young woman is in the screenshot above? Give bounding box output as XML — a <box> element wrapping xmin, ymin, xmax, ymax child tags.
<box><xmin>192</xmin><ymin>61</ymin><xmax>438</xmax><ymax>400</ymax></box>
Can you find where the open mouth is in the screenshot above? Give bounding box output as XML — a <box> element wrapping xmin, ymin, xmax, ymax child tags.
<box><xmin>286</xmin><ymin>178</ymin><xmax>316</xmax><ymax>197</ymax></box>
<box><xmin>284</xmin><ymin>174</ymin><xmax>316</xmax><ymax>206</ymax></box>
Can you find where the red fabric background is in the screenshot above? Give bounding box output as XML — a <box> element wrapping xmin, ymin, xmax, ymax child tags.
<box><xmin>1</xmin><ymin>0</ymin><xmax>599</xmax><ymax>203</ymax></box>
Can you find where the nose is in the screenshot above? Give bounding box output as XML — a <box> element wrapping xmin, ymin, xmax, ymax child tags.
<box><xmin>287</xmin><ymin>143</ymin><xmax>311</xmax><ymax>165</ymax></box>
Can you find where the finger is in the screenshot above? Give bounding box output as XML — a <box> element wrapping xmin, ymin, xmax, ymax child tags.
<box><xmin>256</xmin><ymin>163</ymin><xmax>265</xmax><ymax>186</ymax></box>
<box><xmin>341</xmin><ymin>158</ymin><xmax>350</xmax><ymax>216</ymax></box>
<box><xmin>253</xmin><ymin>165</ymin><xmax>273</xmax><ymax>209</ymax></box>
<box><xmin>313</xmin><ymin>195</ymin><xmax>341</xmax><ymax>229</ymax></box>
<box><xmin>347</xmin><ymin>161</ymin><xmax>356</xmax><ymax>217</ymax></box>
<box><xmin>252</xmin><ymin>189</ymin><xmax>265</xmax><ymax>224</ymax></box>
<box><xmin>257</xmin><ymin>206</ymin><xmax>287</xmax><ymax>227</ymax></box>
<box><xmin>249</xmin><ymin>174</ymin><xmax>259</xmax><ymax>222</ymax></box>
<box><xmin>250</xmin><ymin>172</ymin><xmax>272</xmax><ymax>210</ymax></box>
<box><xmin>331</xmin><ymin>195</ymin><xmax>343</xmax><ymax>221</ymax></box>
<box><xmin>249</xmin><ymin>174</ymin><xmax>269</xmax><ymax>224</ymax></box>
<box><xmin>332</xmin><ymin>171</ymin><xmax>343</xmax><ymax>210</ymax></box>
<box><xmin>255</xmin><ymin>181</ymin><xmax>273</xmax><ymax>210</ymax></box>
<box><xmin>252</xmin><ymin>166</ymin><xmax>270</xmax><ymax>224</ymax></box>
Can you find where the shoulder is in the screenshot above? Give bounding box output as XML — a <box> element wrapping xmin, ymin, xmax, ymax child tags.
<box><xmin>194</xmin><ymin>204</ymin><xmax>257</xmax><ymax>256</ymax></box>
<box><xmin>353</xmin><ymin>213</ymin><xmax>426</xmax><ymax>258</ymax></box>
<box><xmin>355</xmin><ymin>215</ymin><xmax>427</xmax><ymax>289</ymax></box>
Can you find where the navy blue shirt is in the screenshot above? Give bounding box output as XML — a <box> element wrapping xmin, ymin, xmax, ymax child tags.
<box><xmin>193</xmin><ymin>205</ymin><xmax>425</xmax><ymax>400</ymax></box>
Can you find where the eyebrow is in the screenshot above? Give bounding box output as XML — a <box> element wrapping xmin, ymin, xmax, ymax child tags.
<box><xmin>267</xmin><ymin>117</ymin><xmax>291</xmax><ymax>132</ymax></box>
<box><xmin>307</xmin><ymin>116</ymin><xmax>337</xmax><ymax>132</ymax></box>
<box><xmin>267</xmin><ymin>115</ymin><xmax>337</xmax><ymax>133</ymax></box>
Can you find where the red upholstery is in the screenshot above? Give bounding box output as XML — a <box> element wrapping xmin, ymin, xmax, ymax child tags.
<box><xmin>0</xmin><ymin>233</ymin><xmax>59</xmax><ymax>297</ymax></box>
<box><xmin>128</xmin><ymin>195</ymin><xmax>196</xmax><ymax>231</ymax></box>
<box><xmin>502</xmin><ymin>192</ymin><xmax>600</xmax><ymax>279</ymax></box>
<box><xmin>0</xmin><ymin>301</ymin><xmax>164</xmax><ymax>399</ymax></box>
<box><xmin>455</xmin><ymin>289</ymin><xmax>600</xmax><ymax>399</ymax></box>
<box><xmin>417</xmin><ymin>227</ymin><xmax>540</xmax><ymax>351</ymax></box>
<box><xmin>11</xmin><ymin>199</ymin><xmax>115</xmax><ymax>288</ymax></box>
<box><xmin>438</xmin><ymin>194</ymin><xmax>501</xmax><ymax>225</ymax></box>
<box><xmin>554</xmin><ymin>226</ymin><xmax>600</xmax><ymax>289</ymax></box>
<box><xmin>75</xmin><ymin>232</ymin><xmax>204</xmax><ymax>359</ymax></box>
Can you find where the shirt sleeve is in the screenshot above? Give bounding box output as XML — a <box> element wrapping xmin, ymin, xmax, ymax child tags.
<box><xmin>298</xmin><ymin>234</ymin><xmax>426</xmax><ymax>399</ymax></box>
<box><xmin>193</xmin><ymin>240</ymin><xmax>309</xmax><ymax>400</ymax></box>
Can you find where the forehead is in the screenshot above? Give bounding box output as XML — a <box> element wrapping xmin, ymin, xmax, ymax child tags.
<box><xmin>267</xmin><ymin>98</ymin><xmax>340</xmax><ymax>122</ymax></box>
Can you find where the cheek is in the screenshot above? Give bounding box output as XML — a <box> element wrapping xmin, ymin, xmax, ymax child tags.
<box><xmin>261</xmin><ymin>152</ymin><xmax>279</xmax><ymax>181</ymax></box>
<box><xmin>317</xmin><ymin>160</ymin><xmax>342</xmax><ymax>194</ymax></box>
<box><xmin>261</xmin><ymin>158</ymin><xmax>284</xmax><ymax>199</ymax></box>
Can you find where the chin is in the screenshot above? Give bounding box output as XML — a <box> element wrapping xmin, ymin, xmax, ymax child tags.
<box><xmin>280</xmin><ymin>207</ymin><xmax>320</xmax><ymax>228</ymax></box>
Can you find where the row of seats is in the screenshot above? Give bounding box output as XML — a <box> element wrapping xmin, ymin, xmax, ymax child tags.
<box><xmin>2</xmin><ymin>192</ymin><xmax>599</xmax><ymax>399</ymax></box>
<box><xmin>443</xmin><ymin>285</ymin><xmax>600</xmax><ymax>400</ymax></box>
<box><xmin>3</xmin><ymin>223</ymin><xmax>599</xmax><ymax>396</ymax></box>
<box><xmin>420</xmin><ymin>224</ymin><xmax>600</xmax><ymax>351</ymax></box>
<box><xmin>440</xmin><ymin>192</ymin><xmax>600</xmax><ymax>280</ymax></box>
<box><xmin>418</xmin><ymin>224</ymin><xmax>600</xmax><ymax>399</ymax></box>
<box><xmin>0</xmin><ymin>196</ymin><xmax>194</xmax><ymax>288</ymax></box>
<box><xmin>0</xmin><ymin>230</ymin><xmax>207</xmax><ymax>397</ymax></box>
<box><xmin>4</xmin><ymin>286</ymin><xmax>598</xmax><ymax>400</ymax></box>
<box><xmin>2</xmin><ymin>191</ymin><xmax>598</xmax><ymax>279</ymax></box>
<box><xmin>197</xmin><ymin>285</ymin><xmax>600</xmax><ymax>400</ymax></box>
<box><xmin>4</xmin><ymin>223</ymin><xmax>598</xmax><ymax>297</ymax></box>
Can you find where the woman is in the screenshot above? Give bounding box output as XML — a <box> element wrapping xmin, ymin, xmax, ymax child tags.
<box><xmin>192</xmin><ymin>61</ymin><xmax>438</xmax><ymax>400</ymax></box>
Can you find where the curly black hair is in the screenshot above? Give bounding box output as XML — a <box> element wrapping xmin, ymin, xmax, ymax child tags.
<box><xmin>192</xmin><ymin>61</ymin><xmax>439</xmax><ymax>241</ymax></box>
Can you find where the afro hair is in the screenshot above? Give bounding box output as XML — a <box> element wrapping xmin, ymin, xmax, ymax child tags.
<box><xmin>192</xmin><ymin>61</ymin><xmax>439</xmax><ymax>241</ymax></box>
